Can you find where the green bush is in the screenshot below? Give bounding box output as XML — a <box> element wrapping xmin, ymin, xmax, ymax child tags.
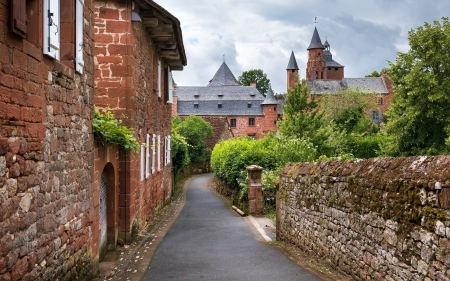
<box><xmin>348</xmin><ymin>134</ymin><xmax>388</xmax><ymax>159</ymax></box>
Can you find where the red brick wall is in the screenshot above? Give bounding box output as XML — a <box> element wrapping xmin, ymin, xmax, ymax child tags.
<box><xmin>0</xmin><ymin>0</ymin><xmax>96</xmax><ymax>280</ymax></box>
<box><xmin>326</xmin><ymin>67</ymin><xmax>344</xmax><ymax>80</ymax></box>
<box><xmin>262</xmin><ymin>105</ymin><xmax>278</xmax><ymax>133</ymax></box>
<box><xmin>306</xmin><ymin>49</ymin><xmax>325</xmax><ymax>80</ymax></box>
<box><xmin>94</xmin><ymin>0</ymin><xmax>173</xmax><ymax>242</ymax></box>
<box><xmin>286</xmin><ymin>69</ymin><xmax>298</xmax><ymax>90</ymax></box>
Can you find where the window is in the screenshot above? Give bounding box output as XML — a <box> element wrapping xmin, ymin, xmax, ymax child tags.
<box><xmin>75</xmin><ymin>0</ymin><xmax>84</xmax><ymax>73</ymax></box>
<box><xmin>194</xmin><ymin>103</ymin><xmax>199</xmax><ymax>109</ymax></box>
<box><xmin>274</xmin><ymin>120</ymin><xmax>276</xmax><ymax>124</ymax></box>
<box><xmin>377</xmin><ymin>97</ymin><xmax>384</xmax><ymax>105</ymax></box>
<box><xmin>248</xmin><ymin>134</ymin><xmax>256</xmax><ymax>139</ymax></box>
<box><xmin>371</xmin><ymin>110</ymin><xmax>383</xmax><ymax>124</ymax></box>
<box><xmin>157</xmin><ymin>60</ymin><xmax>162</xmax><ymax>97</ymax></box>
<box><xmin>218</xmin><ymin>94</ymin><xmax>223</xmax><ymax>97</ymax></box>
<box><xmin>140</xmin><ymin>144</ymin><xmax>145</xmax><ymax>181</ymax></box>
<box><xmin>230</xmin><ymin>119</ymin><xmax>236</xmax><ymax>128</ymax></box>
<box><xmin>248</xmin><ymin>102</ymin><xmax>252</xmax><ymax>108</ymax></box>
<box><xmin>249</xmin><ymin>118</ymin><xmax>255</xmax><ymax>126</ymax></box>
<box><xmin>145</xmin><ymin>134</ymin><xmax>150</xmax><ymax>178</ymax></box>
<box><xmin>194</xmin><ymin>94</ymin><xmax>199</xmax><ymax>98</ymax></box>
<box><xmin>218</xmin><ymin>103</ymin><xmax>222</xmax><ymax>108</ymax></box>
<box><xmin>43</xmin><ymin>0</ymin><xmax>61</xmax><ymax>60</ymax></box>
<box><xmin>165</xmin><ymin>136</ymin><xmax>171</xmax><ymax>166</ymax></box>
<box><xmin>167</xmin><ymin>66</ymin><xmax>173</xmax><ymax>103</ymax></box>
<box><xmin>274</xmin><ymin>107</ymin><xmax>277</xmax><ymax>111</ymax></box>
<box><xmin>152</xmin><ymin>134</ymin><xmax>156</xmax><ymax>174</ymax></box>
<box><xmin>157</xmin><ymin>135</ymin><xmax>161</xmax><ymax>171</ymax></box>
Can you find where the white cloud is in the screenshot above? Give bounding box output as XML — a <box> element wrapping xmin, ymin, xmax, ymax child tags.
<box><xmin>158</xmin><ymin>0</ymin><xmax>450</xmax><ymax>94</ymax></box>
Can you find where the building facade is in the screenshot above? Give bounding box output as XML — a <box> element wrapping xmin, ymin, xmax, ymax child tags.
<box><xmin>0</xmin><ymin>0</ymin><xmax>186</xmax><ymax>280</ymax></box>
<box><xmin>288</xmin><ymin>27</ymin><xmax>394</xmax><ymax>123</ymax></box>
<box><xmin>173</xmin><ymin>62</ymin><xmax>278</xmax><ymax>142</ymax></box>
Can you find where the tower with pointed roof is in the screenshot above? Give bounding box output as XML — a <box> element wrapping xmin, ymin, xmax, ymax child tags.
<box><xmin>286</xmin><ymin>51</ymin><xmax>299</xmax><ymax>90</ymax></box>
<box><xmin>305</xmin><ymin>27</ymin><xmax>344</xmax><ymax>81</ymax></box>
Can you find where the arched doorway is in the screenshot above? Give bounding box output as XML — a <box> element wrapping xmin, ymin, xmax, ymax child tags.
<box><xmin>99</xmin><ymin>163</ymin><xmax>116</xmax><ymax>261</ymax></box>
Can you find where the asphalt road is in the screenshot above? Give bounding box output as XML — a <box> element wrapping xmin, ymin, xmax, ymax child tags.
<box><xmin>142</xmin><ymin>173</ymin><xmax>324</xmax><ymax>281</ymax></box>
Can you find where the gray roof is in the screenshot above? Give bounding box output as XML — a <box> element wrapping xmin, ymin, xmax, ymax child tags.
<box><xmin>175</xmin><ymin>86</ymin><xmax>266</xmax><ymax>116</ymax></box>
<box><xmin>262</xmin><ymin>87</ymin><xmax>278</xmax><ymax>105</ymax></box>
<box><xmin>307</xmin><ymin>27</ymin><xmax>325</xmax><ymax>50</ymax></box>
<box><xmin>286</xmin><ymin>51</ymin><xmax>299</xmax><ymax>70</ymax></box>
<box><xmin>307</xmin><ymin>78</ymin><xmax>388</xmax><ymax>95</ymax></box>
<box><xmin>207</xmin><ymin>62</ymin><xmax>240</xmax><ymax>87</ymax></box>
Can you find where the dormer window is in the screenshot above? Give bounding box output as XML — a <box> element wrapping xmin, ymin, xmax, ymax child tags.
<box><xmin>218</xmin><ymin>93</ymin><xmax>223</xmax><ymax>98</ymax></box>
<box><xmin>218</xmin><ymin>103</ymin><xmax>222</xmax><ymax>108</ymax></box>
<box><xmin>194</xmin><ymin>94</ymin><xmax>199</xmax><ymax>98</ymax></box>
<box><xmin>247</xmin><ymin>102</ymin><xmax>252</xmax><ymax>108</ymax></box>
<box><xmin>194</xmin><ymin>103</ymin><xmax>198</xmax><ymax>108</ymax></box>
<box><xmin>250</xmin><ymin>93</ymin><xmax>255</xmax><ymax>97</ymax></box>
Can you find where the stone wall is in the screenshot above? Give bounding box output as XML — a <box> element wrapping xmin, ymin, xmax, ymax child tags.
<box><xmin>277</xmin><ymin>156</ymin><xmax>450</xmax><ymax>281</ymax></box>
<box><xmin>0</xmin><ymin>0</ymin><xmax>96</xmax><ymax>280</ymax></box>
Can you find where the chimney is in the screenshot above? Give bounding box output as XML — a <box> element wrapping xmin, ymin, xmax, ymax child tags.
<box><xmin>250</xmin><ymin>80</ymin><xmax>256</xmax><ymax>87</ymax></box>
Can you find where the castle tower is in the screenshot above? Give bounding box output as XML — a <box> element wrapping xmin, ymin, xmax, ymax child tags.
<box><xmin>306</xmin><ymin>27</ymin><xmax>326</xmax><ymax>81</ymax></box>
<box><xmin>286</xmin><ymin>51</ymin><xmax>299</xmax><ymax>90</ymax></box>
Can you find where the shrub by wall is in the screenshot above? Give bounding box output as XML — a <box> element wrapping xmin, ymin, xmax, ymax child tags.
<box><xmin>277</xmin><ymin>156</ymin><xmax>450</xmax><ymax>281</ymax></box>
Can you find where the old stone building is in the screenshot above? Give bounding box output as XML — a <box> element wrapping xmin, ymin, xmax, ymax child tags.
<box><xmin>0</xmin><ymin>0</ymin><xmax>96</xmax><ymax>280</ymax></box>
<box><xmin>288</xmin><ymin>27</ymin><xmax>394</xmax><ymax>123</ymax></box>
<box><xmin>93</xmin><ymin>0</ymin><xmax>186</xmax><ymax>261</ymax></box>
<box><xmin>0</xmin><ymin>0</ymin><xmax>185</xmax><ymax>280</ymax></box>
<box><xmin>173</xmin><ymin>62</ymin><xmax>278</xmax><ymax>142</ymax></box>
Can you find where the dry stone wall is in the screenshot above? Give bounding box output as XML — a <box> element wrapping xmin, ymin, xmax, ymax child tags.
<box><xmin>277</xmin><ymin>156</ymin><xmax>450</xmax><ymax>281</ymax></box>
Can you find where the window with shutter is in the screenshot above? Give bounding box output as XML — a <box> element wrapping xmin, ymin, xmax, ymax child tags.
<box><xmin>140</xmin><ymin>144</ymin><xmax>145</xmax><ymax>181</ymax></box>
<box><xmin>145</xmin><ymin>134</ymin><xmax>150</xmax><ymax>178</ymax></box>
<box><xmin>157</xmin><ymin>60</ymin><xmax>162</xmax><ymax>98</ymax></box>
<box><xmin>43</xmin><ymin>0</ymin><xmax>60</xmax><ymax>60</ymax></box>
<box><xmin>152</xmin><ymin>134</ymin><xmax>156</xmax><ymax>174</ymax></box>
<box><xmin>75</xmin><ymin>0</ymin><xmax>84</xmax><ymax>73</ymax></box>
<box><xmin>157</xmin><ymin>135</ymin><xmax>161</xmax><ymax>171</ymax></box>
<box><xmin>11</xmin><ymin>0</ymin><xmax>27</xmax><ymax>38</ymax></box>
<box><xmin>167</xmin><ymin>67</ymin><xmax>174</xmax><ymax>103</ymax></box>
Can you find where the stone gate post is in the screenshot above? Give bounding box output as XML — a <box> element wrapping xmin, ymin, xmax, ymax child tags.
<box><xmin>247</xmin><ymin>165</ymin><xmax>263</xmax><ymax>215</ymax></box>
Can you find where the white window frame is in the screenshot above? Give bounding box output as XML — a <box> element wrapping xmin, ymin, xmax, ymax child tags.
<box><xmin>75</xmin><ymin>0</ymin><xmax>84</xmax><ymax>73</ymax></box>
<box><xmin>165</xmin><ymin>135</ymin><xmax>171</xmax><ymax>166</ymax></box>
<box><xmin>151</xmin><ymin>134</ymin><xmax>156</xmax><ymax>174</ymax></box>
<box><xmin>140</xmin><ymin>144</ymin><xmax>145</xmax><ymax>181</ymax></box>
<box><xmin>43</xmin><ymin>0</ymin><xmax>60</xmax><ymax>60</ymax></box>
<box><xmin>145</xmin><ymin>134</ymin><xmax>150</xmax><ymax>178</ymax></box>
<box><xmin>167</xmin><ymin>67</ymin><xmax>173</xmax><ymax>103</ymax></box>
<box><xmin>157</xmin><ymin>60</ymin><xmax>162</xmax><ymax>98</ymax></box>
<box><xmin>157</xmin><ymin>135</ymin><xmax>161</xmax><ymax>171</ymax></box>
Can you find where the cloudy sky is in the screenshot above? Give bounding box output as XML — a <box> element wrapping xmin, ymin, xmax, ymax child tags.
<box><xmin>156</xmin><ymin>0</ymin><xmax>449</xmax><ymax>94</ymax></box>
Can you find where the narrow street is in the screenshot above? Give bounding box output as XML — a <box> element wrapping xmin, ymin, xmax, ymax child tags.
<box><xmin>142</xmin><ymin>173</ymin><xmax>324</xmax><ymax>281</ymax></box>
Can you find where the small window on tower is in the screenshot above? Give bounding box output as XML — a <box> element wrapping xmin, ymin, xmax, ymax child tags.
<box><xmin>335</xmin><ymin>68</ymin><xmax>338</xmax><ymax>71</ymax></box>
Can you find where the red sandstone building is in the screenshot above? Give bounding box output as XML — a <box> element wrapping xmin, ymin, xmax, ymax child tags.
<box><xmin>173</xmin><ymin>62</ymin><xmax>278</xmax><ymax>144</ymax></box>
<box><xmin>0</xmin><ymin>0</ymin><xmax>185</xmax><ymax>280</ymax></box>
<box><xmin>288</xmin><ymin>27</ymin><xmax>394</xmax><ymax>123</ymax></box>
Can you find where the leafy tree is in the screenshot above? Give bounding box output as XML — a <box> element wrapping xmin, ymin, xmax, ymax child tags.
<box><xmin>171</xmin><ymin>130</ymin><xmax>190</xmax><ymax>175</ymax></box>
<box><xmin>320</xmin><ymin>88</ymin><xmax>375</xmax><ymax>134</ymax></box>
<box><xmin>365</xmin><ymin>70</ymin><xmax>381</xmax><ymax>77</ymax></box>
<box><xmin>277</xmin><ymin>79</ymin><xmax>335</xmax><ymax>155</ymax></box>
<box><xmin>383</xmin><ymin>17</ymin><xmax>450</xmax><ymax>156</ymax></box>
<box><xmin>172</xmin><ymin>115</ymin><xmax>214</xmax><ymax>163</ymax></box>
<box><xmin>238</xmin><ymin>69</ymin><xmax>271</xmax><ymax>96</ymax></box>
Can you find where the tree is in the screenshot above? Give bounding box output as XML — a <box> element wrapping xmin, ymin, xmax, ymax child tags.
<box><xmin>277</xmin><ymin>79</ymin><xmax>335</xmax><ymax>156</ymax></box>
<box><xmin>383</xmin><ymin>17</ymin><xmax>450</xmax><ymax>156</ymax></box>
<box><xmin>172</xmin><ymin>115</ymin><xmax>214</xmax><ymax>163</ymax></box>
<box><xmin>238</xmin><ymin>69</ymin><xmax>270</xmax><ymax>96</ymax></box>
<box><xmin>365</xmin><ymin>70</ymin><xmax>381</xmax><ymax>77</ymax></box>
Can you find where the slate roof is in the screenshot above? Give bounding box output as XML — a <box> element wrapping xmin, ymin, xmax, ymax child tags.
<box><xmin>175</xmin><ymin>86</ymin><xmax>266</xmax><ymax>116</ymax></box>
<box><xmin>262</xmin><ymin>87</ymin><xmax>278</xmax><ymax>105</ymax></box>
<box><xmin>286</xmin><ymin>51</ymin><xmax>299</xmax><ymax>70</ymax></box>
<box><xmin>207</xmin><ymin>62</ymin><xmax>240</xmax><ymax>87</ymax></box>
<box><xmin>307</xmin><ymin>78</ymin><xmax>388</xmax><ymax>95</ymax></box>
<box><xmin>307</xmin><ymin>27</ymin><xmax>325</xmax><ymax>50</ymax></box>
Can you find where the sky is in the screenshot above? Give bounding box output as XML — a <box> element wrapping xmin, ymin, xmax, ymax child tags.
<box><xmin>156</xmin><ymin>0</ymin><xmax>450</xmax><ymax>94</ymax></box>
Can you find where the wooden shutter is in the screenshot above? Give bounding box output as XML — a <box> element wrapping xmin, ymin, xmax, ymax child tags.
<box><xmin>43</xmin><ymin>0</ymin><xmax>60</xmax><ymax>59</ymax></box>
<box><xmin>11</xmin><ymin>0</ymin><xmax>27</xmax><ymax>38</ymax></box>
<box><xmin>75</xmin><ymin>0</ymin><xmax>85</xmax><ymax>73</ymax></box>
<box><xmin>167</xmin><ymin>67</ymin><xmax>173</xmax><ymax>103</ymax></box>
<box><xmin>164</xmin><ymin>67</ymin><xmax>169</xmax><ymax>103</ymax></box>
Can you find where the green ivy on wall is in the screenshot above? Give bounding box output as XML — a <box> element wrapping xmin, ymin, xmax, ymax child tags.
<box><xmin>92</xmin><ymin>107</ymin><xmax>140</xmax><ymax>155</ymax></box>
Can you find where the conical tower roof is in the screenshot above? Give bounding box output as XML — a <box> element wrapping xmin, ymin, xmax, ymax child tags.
<box><xmin>207</xmin><ymin>62</ymin><xmax>240</xmax><ymax>87</ymax></box>
<box><xmin>307</xmin><ymin>27</ymin><xmax>325</xmax><ymax>50</ymax></box>
<box><xmin>262</xmin><ymin>86</ymin><xmax>278</xmax><ymax>105</ymax></box>
<box><xmin>286</xmin><ymin>51</ymin><xmax>299</xmax><ymax>70</ymax></box>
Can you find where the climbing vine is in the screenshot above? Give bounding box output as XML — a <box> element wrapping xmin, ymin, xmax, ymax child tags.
<box><xmin>92</xmin><ymin>107</ymin><xmax>140</xmax><ymax>155</ymax></box>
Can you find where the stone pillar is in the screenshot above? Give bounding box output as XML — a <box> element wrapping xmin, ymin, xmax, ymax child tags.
<box><xmin>247</xmin><ymin>165</ymin><xmax>263</xmax><ymax>215</ymax></box>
